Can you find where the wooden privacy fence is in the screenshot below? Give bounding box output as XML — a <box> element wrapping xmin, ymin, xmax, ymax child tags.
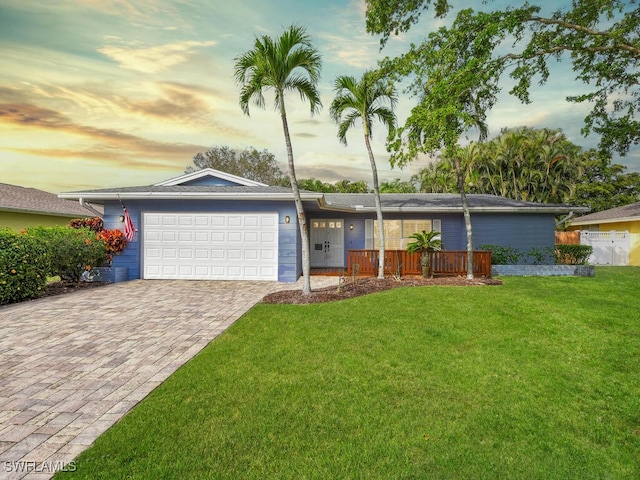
<box><xmin>555</xmin><ymin>231</ymin><xmax>580</xmax><ymax>245</ymax></box>
<box><xmin>347</xmin><ymin>250</ymin><xmax>492</xmax><ymax>278</ymax></box>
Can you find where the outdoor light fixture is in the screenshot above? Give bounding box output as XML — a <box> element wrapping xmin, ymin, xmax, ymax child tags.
<box><xmin>349</xmin><ymin>224</ymin><xmax>354</xmax><ymax>230</ymax></box>
<box><xmin>285</xmin><ymin>215</ymin><xmax>290</xmax><ymax>224</ymax></box>
<box><xmin>118</xmin><ymin>215</ymin><xmax>125</xmax><ymax>222</ymax></box>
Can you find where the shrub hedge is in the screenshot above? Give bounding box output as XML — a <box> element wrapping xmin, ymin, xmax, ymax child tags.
<box><xmin>0</xmin><ymin>229</ymin><xmax>50</xmax><ymax>305</ymax></box>
<box><xmin>480</xmin><ymin>243</ymin><xmax>593</xmax><ymax>265</ymax></box>
<box><xmin>25</xmin><ymin>226</ymin><xmax>107</xmax><ymax>282</ymax></box>
<box><xmin>479</xmin><ymin>244</ymin><xmax>523</xmax><ymax>265</ymax></box>
<box><xmin>555</xmin><ymin>244</ymin><xmax>593</xmax><ymax>265</ymax></box>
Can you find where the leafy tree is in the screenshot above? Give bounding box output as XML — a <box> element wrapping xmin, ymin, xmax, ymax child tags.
<box><xmin>330</xmin><ymin>72</ymin><xmax>397</xmax><ymax>279</ymax></box>
<box><xmin>380</xmin><ymin>178</ymin><xmax>417</xmax><ymax>193</ymax></box>
<box><xmin>298</xmin><ymin>178</ymin><xmax>337</xmax><ymax>193</ymax></box>
<box><xmin>415</xmin><ymin>127</ymin><xmax>589</xmax><ymax>204</ymax></box>
<box><xmin>334</xmin><ymin>179</ymin><xmax>371</xmax><ymax>193</ymax></box>
<box><xmin>406</xmin><ymin>230</ymin><xmax>443</xmax><ymax>278</ymax></box>
<box><xmin>570</xmin><ymin>156</ymin><xmax>640</xmax><ymax>212</ymax></box>
<box><xmin>186</xmin><ymin>146</ymin><xmax>289</xmax><ymax>186</ymax></box>
<box><xmin>374</xmin><ymin>12</ymin><xmax>491</xmax><ymax>278</ymax></box>
<box><xmin>366</xmin><ymin>0</ymin><xmax>640</xmax><ymax>157</ymax></box>
<box><xmin>234</xmin><ymin>25</ymin><xmax>322</xmax><ymax>294</ymax></box>
<box><xmin>413</xmin><ymin>127</ymin><xmax>640</xmax><ymax>212</ymax></box>
<box><xmin>297</xmin><ymin>178</ymin><xmax>371</xmax><ymax>193</ymax></box>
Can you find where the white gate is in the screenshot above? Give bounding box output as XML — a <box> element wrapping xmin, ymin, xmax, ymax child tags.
<box><xmin>580</xmin><ymin>230</ymin><xmax>630</xmax><ymax>266</ymax></box>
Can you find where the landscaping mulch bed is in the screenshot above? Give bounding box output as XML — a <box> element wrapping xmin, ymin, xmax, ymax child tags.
<box><xmin>36</xmin><ymin>276</ymin><xmax>502</xmax><ymax>305</ymax></box>
<box><xmin>262</xmin><ymin>276</ymin><xmax>503</xmax><ymax>305</ymax></box>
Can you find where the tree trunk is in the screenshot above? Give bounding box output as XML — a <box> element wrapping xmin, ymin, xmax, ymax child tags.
<box><xmin>280</xmin><ymin>102</ymin><xmax>312</xmax><ymax>294</ymax></box>
<box><xmin>365</xmin><ymin>134</ymin><xmax>385</xmax><ymax>279</ymax></box>
<box><xmin>454</xmin><ymin>157</ymin><xmax>474</xmax><ymax>280</ymax></box>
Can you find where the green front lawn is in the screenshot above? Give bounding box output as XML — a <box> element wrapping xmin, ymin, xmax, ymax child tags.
<box><xmin>58</xmin><ymin>267</ymin><xmax>640</xmax><ymax>479</ymax></box>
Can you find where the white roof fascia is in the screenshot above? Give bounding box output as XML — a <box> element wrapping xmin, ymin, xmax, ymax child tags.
<box><xmin>59</xmin><ymin>192</ymin><xmax>323</xmax><ymax>201</ymax></box>
<box><xmin>347</xmin><ymin>206</ymin><xmax>580</xmax><ymax>214</ymax></box>
<box><xmin>154</xmin><ymin>168</ymin><xmax>268</xmax><ymax>187</ymax></box>
<box><xmin>570</xmin><ymin>216</ymin><xmax>640</xmax><ymax>226</ymax></box>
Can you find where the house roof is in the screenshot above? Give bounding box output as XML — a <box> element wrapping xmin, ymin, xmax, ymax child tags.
<box><xmin>58</xmin><ymin>185</ymin><xmax>324</xmax><ymax>202</ymax></box>
<box><xmin>569</xmin><ymin>201</ymin><xmax>640</xmax><ymax>226</ymax></box>
<box><xmin>59</xmin><ymin>169</ymin><xmax>322</xmax><ymax>202</ymax></box>
<box><xmin>154</xmin><ymin>168</ymin><xmax>268</xmax><ymax>187</ymax></box>
<box><xmin>58</xmin><ymin>169</ymin><xmax>586</xmax><ymax>215</ymax></box>
<box><xmin>0</xmin><ymin>183</ymin><xmax>102</xmax><ymax>218</ymax></box>
<box><xmin>319</xmin><ymin>193</ymin><xmax>588</xmax><ymax>214</ymax></box>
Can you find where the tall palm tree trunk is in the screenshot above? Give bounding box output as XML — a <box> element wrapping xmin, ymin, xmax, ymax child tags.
<box><xmin>364</xmin><ymin>134</ymin><xmax>385</xmax><ymax>279</ymax></box>
<box><xmin>454</xmin><ymin>157</ymin><xmax>474</xmax><ymax>279</ymax></box>
<box><xmin>280</xmin><ymin>104</ymin><xmax>312</xmax><ymax>294</ymax></box>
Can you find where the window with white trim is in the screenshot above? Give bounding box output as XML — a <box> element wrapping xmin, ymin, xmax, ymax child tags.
<box><xmin>366</xmin><ymin>219</ymin><xmax>441</xmax><ymax>249</ymax></box>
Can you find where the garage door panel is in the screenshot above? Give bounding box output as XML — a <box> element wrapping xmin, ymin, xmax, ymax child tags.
<box><xmin>211</xmin><ymin>216</ymin><xmax>226</xmax><ymax>227</ymax></box>
<box><xmin>211</xmin><ymin>232</ymin><xmax>225</xmax><ymax>243</ymax></box>
<box><xmin>228</xmin><ymin>232</ymin><xmax>242</xmax><ymax>243</ymax></box>
<box><xmin>244</xmin><ymin>216</ymin><xmax>259</xmax><ymax>227</ymax></box>
<box><xmin>144</xmin><ymin>212</ymin><xmax>278</xmax><ymax>280</ymax></box>
<box><xmin>179</xmin><ymin>248</ymin><xmax>194</xmax><ymax>259</ymax></box>
<box><xmin>261</xmin><ymin>232</ymin><xmax>276</xmax><ymax>244</ymax></box>
<box><xmin>244</xmin><ymin>232</ymin><xmax>258</xmax><ymax>243</ymax></box>
<box><xmin>261</xmin><ymin>249</ymin><xmax>276</xmax><ymax>260</ymax></box>
<box><xmin>145</xmin><ymin>231</ymin><xmax>161</xmax><ymax>242</ymax></box>
<box><xmin>162</xmin><ymin>216</ymin><xmax>178</xmax><ymax>226</ymax></box>
<box><xmin>194</xmin><ymin>232</ymin><xmax>209</xmax><ymax>243</ymax></box>
<box><xmin>228</xmin><ymin>216</ymin><xmax>243</xmax><ymax>227</ymax></box>
<box><xmin>195</xmin><ymin>249</ymin><xmax>209</xmax><ymax>259</ymax></box>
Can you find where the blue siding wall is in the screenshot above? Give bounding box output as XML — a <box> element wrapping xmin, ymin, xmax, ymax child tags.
<box><xmin>472</xmin><ymin>213</ymin><xmax>556</xmax><ymax>263</ymax></box>
<box><xmin>105</xmin><ymin>199</ymin><xmax>300</xmax><ymax>282</ymax></box>
<box><xmin>308</xmin><ymin>212</ymin><xmax>556</xmax><ymax>266</ymax></box>
<box><xmin>309</xmin><ymin>213</ymin><xmax>465</xmax><ymax>265</ymax></box>
<box><xmin>181</xmin><ymin>177</ymin><xmax>240</xmax><ymax>186</ymax></box>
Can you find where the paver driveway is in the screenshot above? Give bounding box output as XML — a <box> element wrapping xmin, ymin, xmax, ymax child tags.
<box><xmin>0</xmin><ymin>278</ymin><xmax>336</xmax><ymax>479</ymax></box>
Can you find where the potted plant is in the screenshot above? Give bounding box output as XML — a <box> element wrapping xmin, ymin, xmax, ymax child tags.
<box><xmin>407</xmin><ymin>230</ymin><xmax>444</xmax><ymax>278</ymax></box>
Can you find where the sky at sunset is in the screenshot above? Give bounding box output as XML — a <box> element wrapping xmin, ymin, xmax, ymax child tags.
<box><xmin>1</xmin><ymin>0</ymin><xmax>638</xmax><ymax>194</ymax></box>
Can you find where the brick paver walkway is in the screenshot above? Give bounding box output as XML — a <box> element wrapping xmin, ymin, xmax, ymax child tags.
<box><xmin>0</xmin><ymin>277</ymin><xmax>337</xmax><ymax>479</ymax></box>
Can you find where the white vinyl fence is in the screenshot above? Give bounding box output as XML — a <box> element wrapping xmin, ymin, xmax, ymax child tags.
<box><xmin>580</xmin><ymin>230</ymin><xmax>630</xmax><ymax>266</ymax></box>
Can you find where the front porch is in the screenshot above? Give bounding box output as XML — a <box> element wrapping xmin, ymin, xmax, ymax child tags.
<box><xmin>312</xmin><ymin>250</ymin><xmax>492</xmax><ymax>277</ymax></box>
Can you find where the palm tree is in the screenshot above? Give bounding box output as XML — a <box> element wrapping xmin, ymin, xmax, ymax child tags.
<box><xmin>234</xmin><ymin>25</ymin><xmax>322</xmax><ymax>295</ymax></box>
<box><xmin>406</xmin><ymin>230</ymin><xmax>444</xmax><ymax>278</ymax></box>
<box><xmin>330</xmin><ymin>72</ymin><xmax>397</xmax><ymax>279</ymax></box>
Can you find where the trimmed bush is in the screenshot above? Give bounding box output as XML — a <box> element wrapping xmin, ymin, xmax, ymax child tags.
<box><xmin>555</xmin><ymin>244</ymin><xmax>593</xmax><ymax>265</ymax></box>
<box><xmin>0</xmin><ymin>229</ymin><xmax>50</xmax><ymax>305</ymax></box>
<box><xmin>479</xmin><ymin>244</ymin><xmax>523</xmax><ymax>265</ymax></box>
<box><xmin>25</xmin><ymin>226</ymin><xmax>107</xmax><ymax>282</ymax></box>
<box><xmin>527</xmin><ymin>246</ymin><xmax>556</xmax><ymax>265</ymax></box>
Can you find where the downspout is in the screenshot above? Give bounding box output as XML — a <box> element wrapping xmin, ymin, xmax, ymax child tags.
<box><xmin>79</xmin><ymin>198</ymin><xmax>103</xmax><ymax>219</ymax></box>
<box><xmin>555</xmin><ymin>211</ymin><xmax>575</xmax><ymax>228</ymax></box>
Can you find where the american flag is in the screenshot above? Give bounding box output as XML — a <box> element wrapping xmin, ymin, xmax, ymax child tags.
<box><xmin>123</xmin><ymin>207</ymin><xmax>135</xmax><ymax>241</ymax></box>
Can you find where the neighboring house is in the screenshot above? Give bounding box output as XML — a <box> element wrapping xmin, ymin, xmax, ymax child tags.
<box><xmin>0</xmin><ymin>183</ymin><xmax>101</xmax><ymax>231</ymax></box>
<box><xmin>568</xmin><ymin>202</ymin><xmax>640</xmax><ymax>266</ymax></box>
<box><xmin>59</xmin><ymin>168</ymin><xmax>586</xmax><ymax>282</ymax></box>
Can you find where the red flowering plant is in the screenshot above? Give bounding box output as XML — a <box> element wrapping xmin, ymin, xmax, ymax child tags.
<box><xmin>68</xmin><ymin>216</ymin><xmax>103</xmax><ymax>232</ymax></box>
<box><xmin>69</xmin><ymin>217</ymin><xmax>128</xmax><ymax>265</ymax></box>
<box><xmin>97</xmin><ymin>229</ymin><xmax>127</xmax><ymax>264</ymax></box>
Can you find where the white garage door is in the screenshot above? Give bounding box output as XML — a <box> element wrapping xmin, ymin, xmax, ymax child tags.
<box><xmin>143</xmin><ymin>212</ymin><xmax>279</xmax><ymax>280</ymax></box>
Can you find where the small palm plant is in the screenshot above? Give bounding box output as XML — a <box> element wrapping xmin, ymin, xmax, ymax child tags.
<box><xmin>406</xmin><ymin>230</ymin><xmax>444</xmax><ymax>278</ymax></box>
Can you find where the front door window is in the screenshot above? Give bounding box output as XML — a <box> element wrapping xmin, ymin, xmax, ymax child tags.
<box><xmin>310</xmin><ymin>219</ymin><xmax>344</xmax><ymax>267</ymax></box>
